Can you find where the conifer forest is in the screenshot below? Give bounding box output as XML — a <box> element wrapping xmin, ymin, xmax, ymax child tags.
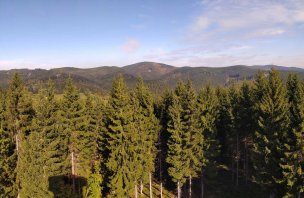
<box><xmin>0</xmin><ymin>68</ymin><xmax>303</xmax><ymax>198</ymax></box>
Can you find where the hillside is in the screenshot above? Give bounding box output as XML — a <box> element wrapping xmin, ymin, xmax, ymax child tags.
<box><xmin>0</xmin><ymin>62</ymin><xmax>303</xmax><ymax>93</ymax></box>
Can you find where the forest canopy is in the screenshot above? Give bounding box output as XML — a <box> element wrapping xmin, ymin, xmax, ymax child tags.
<box><xmin>0</xmin><ymin>69</ymin><xmax>303</xmax><ymax>198</ymax></box>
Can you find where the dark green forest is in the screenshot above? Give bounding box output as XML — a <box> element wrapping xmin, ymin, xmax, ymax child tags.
<box><xmin>0</xmin><ymin>68</ymin><xmax>303</xmax><ymax>198</ymax></box>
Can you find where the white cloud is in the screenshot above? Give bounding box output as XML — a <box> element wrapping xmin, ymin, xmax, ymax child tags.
<box><xmin>121</xmin><ymin>38</ymin><xmax>140</xmax><ymax>53</ymax></box>
<box><xmin>190</xmin><ymin>16</ymin><xmax>210</xmax><ymax>32</ymax></box>
<box><xmin>187</xmin><ymin>0</ymin><xmax>304</xmax><ymax>41</ymax></box>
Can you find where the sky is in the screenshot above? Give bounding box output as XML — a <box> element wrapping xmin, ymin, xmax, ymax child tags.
<box><xmin>0</xmin><ymin>0</ymin><xmax>304</xmax><ymax>69</ymax></box>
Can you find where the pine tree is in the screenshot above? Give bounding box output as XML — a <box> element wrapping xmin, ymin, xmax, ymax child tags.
<box><xmin>86</xmin><ymin>162</ymin><xmax>103</xmax><ymax>198</ymax></box>
<box><xmin>252</xmin><ymin>68</ymin><xmax>290</xmax><ymax>197</ymax></box>
<box><xmin>287</xmin><ymin>74</ymin><xmax>302</xmax><ymax>130</ymax></box>
<box><xmin>156</xmin><ymin>90</ymin><xmax>173</xmax><ymax>193</ymax></box>
<box><xmin>166</xmin><ymin>93</ymin><xmax>186</xmax><ymax>198</ymax></box>
<box><xmin>166</xmin><ymin>81</ymin><xmax>203</xmax><ymax>198</ymax></box>
<box><xmin>281</xmin><ymin>74</ymin><xmax>304</xmax><ymax>197</ymax></box>
<box><xmin>18</xmin><ymin>81</ymin><xmax>67</xmax><ymax>197</ymax></box>
<box><xmin>228</xmin><ymin>85</ymin><xmax>240</xmax><ymax>186</ymax></box>
<box><xmin>81</xmin><ymin>93</ymin><xmax>104</xmax><ymax>197</ymax></box>
<box><xmin>215</xmin><ymin>87</ymin><xmax>234</xmax><ymax>168</ymax></box>
<box><xmin>103</xmin><ymin>75</ymin><xmax>137</xmax><ymax>197</ymax></box>
<box><xmin>197</xmin><ymin>84</ymin><xmax>219</xmax><ymax>198</ymax></box>
<box><xmin>4</xmin><ymin>73</ymin><xmax>35</xmax><ymax>197</ymax></box>
<box><xmin>0</xmin><ymin>89</ymin><xmax>18</xmax><ymax>198</ymax></box>
<box><xmin>182</xmin><ymin>80</ymin><xmax>203</xmax><ymax>198</ymax></box>
<box><xmin>236</xmin><ymin>82</ymin><xmax>255</xmax><ymax>184</ymax></box>
<box><xmin>61</xmin><ymin>77</ymin><xmax>88</xmax><ymax>197</ymax></box>
<box><xmin>132</xmin><ymin>78</ymin><xmax>159</xmax><ymax>196</ymax></box>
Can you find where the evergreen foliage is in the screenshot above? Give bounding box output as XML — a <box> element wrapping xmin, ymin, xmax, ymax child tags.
<box><xmin>252</xmin><ymin>69</ymin><xmax>290</xmax><ymax>196</ymax></box>
<box><xmin>103</xmin><ymin>75</ymin><xmax>137</xmax><ymax>197</ymax></box>
<box><xmin>1</xmin><ymin>69</ymin><xmax>304</xmax><ymax>198</ymax></box>
<box><xmin>197</xmin><ymin>84</ymin><xmax>220</xmax><ymax>191</ymax></box>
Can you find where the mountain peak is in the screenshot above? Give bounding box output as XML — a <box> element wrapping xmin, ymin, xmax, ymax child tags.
<box><xmin>123</xmin><ymin>62</ymin><xmax>176</xmax><ymax>80</ymax></box>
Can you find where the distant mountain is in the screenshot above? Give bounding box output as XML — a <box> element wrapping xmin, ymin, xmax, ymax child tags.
<box><xmin>0</xmin><ymin>62</ymin><xmax>303</xmax><ymax>94</ymax></box>
<box><xmin>251</xmin><ymin>65</ymin><xmax>304</xmax><ymax>72</ymax></box>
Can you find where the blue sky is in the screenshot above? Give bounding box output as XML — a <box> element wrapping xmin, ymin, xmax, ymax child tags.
<box><xmin>0</xmin><ymin>0</ymin><xmax>304</xmax><ymax>69</ymax></box>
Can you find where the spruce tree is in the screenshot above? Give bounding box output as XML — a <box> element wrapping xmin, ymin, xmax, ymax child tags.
<box><xmin>82</xmin><ymin>93</ymin><xmax>103</xmax><ymax>197</ymax></box>
<box><xmin>183</xmin><ymin>80</ymin><xmax>203</xmax><ymax>198</ymax></box>
<box><xmin>156</xmin><ymin>90</ymin><xmax>173</xmax><ymax>192</ymax></box>
<box><xmin>166</xmin><ymin>81</ymin><xmax>203</xmax><ymax>198</ymax></box>
<box><xmin>237</xmin><ymin>82</ymin><xmax>255</xmax><ymax>184</ymax></box>
<box><xmin>215</xmin><ymin>87</ymin><xmax>234</xmax><ymax>168</ymax></box>
<box><xmin>18</xmin><ymin>81</ymin><xmax>67</xmax><ymax>197</ymax></box>
<box><xmin>4</xmin><ymin>73</ymin><xmax>35</xmax><ymax>197</ymax></box>
<box><xmin>0</xmin><ymin>89</ymin><xmax>17</xmax><ymax>197</ymax></box>
<box><xmin>197</xmin><ymin>84</ymin><xmax>219</xmax><ymax>197</ymax></box>
<box><xmin>132</xmin><ymin>78</ymin><xmax>159</xmax><ymax>196</ymax></box>
<box><xmin>61</xmin><ymin>77</ymin><xmax>88</xmax><ymax>197</ymax></box>
<box><xmin>252</xmin><ymin>69</ymin><xmax>290</xmax><ymax>197</ymax></box>
<box><xmin>281</xmin><ymin>74</ymin><xmax>304</xmax><ymax>197</ymax></box>
<box><xmin>103</xmin><ymin>75</ymin><xmax>137</xmax><ymax>197</ymax></box>
<box><xmin>166</xmin><ymin>93</ymin><xmax>186</xmax><ymax>198</ymax></box>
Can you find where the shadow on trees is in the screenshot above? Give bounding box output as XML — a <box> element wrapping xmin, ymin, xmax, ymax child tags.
<box><xmin>48</xmin><ymin>175</ymin><xmax>87</xmax><ymax>198</ymax></box>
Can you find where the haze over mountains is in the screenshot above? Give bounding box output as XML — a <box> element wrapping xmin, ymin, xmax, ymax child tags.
<box><xmin>0</xmin><ymin>62</ymin><xmax>303</xmax><ymax>93</ymax></box>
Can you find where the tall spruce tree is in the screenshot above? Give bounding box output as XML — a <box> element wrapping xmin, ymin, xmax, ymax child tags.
<box><xmin>0</xmin><ymin>89</ymin><xmax>17</xmax><ymax>197</ymax></box>
<box><xmin>166</xmin><ymin>81</ymin><xmax>203</xmax><ymax>198</ymax></box>
<box><xmin>183</xmin><ymin>80</ymin><xmax>203</xmax><ymax>198</ymax></box>
<box><xmin>197</xmin><ymin>84</ymin><xmax>219</xmax><ymax>198</ymax></box>
<box><xmin>4</xmin><ymin>73</ymin><xmax>35</xmax><ymax>197</ymax></box>
<box><xmin>281</xmin><ymin>74</ymin><xmax>304</xmax><ymax>197</ymax></box>
<box><xmin>18</xmin><ymin>81</ymin><xmax>67</xmax><ymax>197</ymax></box>
<box><xmin>156</xmin><ymin>90</ymin><xmax>173</xmax><ymax>192</ymax></box>
<box><xmin>215</xmin><ymin>87</ymin><xmax>234</xmax><ymax>168</ymax></box>
<box><xmin>166</xmin><ymin>93</ymin><xmax>186</xmax><ymax>198</ymax></box>
<box><xmin>228</xmin><ymin>85</ymin><xmax>240</xmax><ymax>186</ymax></box>
<box><xmin>103</xmin><ymin>75</ymin><xmax>137</xmax><ymax>197</ymax></box>
<box><xmin>61</xmin><ymin>77</ymin><xmax>88</xmax><ymax>197</ymax></box>
<box><xmin>237</xmin><ymin>82</ymin><xmax>255</xmax><ymax>184</ymax></box>
<box><xmin>252</xmin><ymin>69</ymin><xmax>290</xmax><ymax>197</ymax></box>
<box><xmin>132</xmin><ymin>78</ymin><xmax>159</xmax><ymax>196</ymax></box>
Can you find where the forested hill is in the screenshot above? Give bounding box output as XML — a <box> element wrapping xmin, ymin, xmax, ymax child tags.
<box><xmin>0</xmin><ymin>62</ymin><xmax>303</xmax><ymax>93</ymax></box>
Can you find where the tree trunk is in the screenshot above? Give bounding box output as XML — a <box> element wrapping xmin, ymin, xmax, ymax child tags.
<box><xmin>236</xmin><ymin>134</ymin><xmax>239</xmax><ymax>187</ymax></box>
<box><xmin>245</xmin><ymin>144</ymin><xmax>249</xmax><ymax>185</ymax></box>
<box><xmin>160</xmin><ymin>182</ymin><xmax>163</xmax><ymax>198</ymax></box>
<box><xmin>140</xmin><ymin>180</ymin><xmax>143</xmax><ymax>194</ymax></box>
<box><xmin>135</xmin><ymin>184</ymin><xmax>138</xmax><ymax>198</ymax></box>
<box><xmin>177</xmin><ymin>181</ymin><xmax>181</xmax><ymax>198</ymax></box>
<box><xmin>15</xmin><ymin>134</ymin><xmax>19</xmax><ymax>153</ymax></box>
<box><xmin>201</xmin><ymin>172</ymin><xmax>204</xmax><ymax>198</ymax></box>
<box><xmin>189</xmin><ymin>175</ymin><xmax>192</xmax><ymax>198</ymax></box>
<box><xmin>72</xmin><ymin>152</ymin><xmax>75</xmax><ymax>192</ymax></box>
<box><xmin>149</xmin><ymin>172</ymin><xmax>153</xmax><ymax>198</ymax></box>
<box><xmin>15</xmin><ymin>134</ymin><xmax>20</xmax><ymax>198</ymax></box>
<box><xmin>231</xmin><ymin>159</ymin><xmax>234</xmax><ymax>183</ymax></box>
<box><xmin>298</xmin><ymin>191</ymin><xmax>301</xmax><ymax>198</ymax></box>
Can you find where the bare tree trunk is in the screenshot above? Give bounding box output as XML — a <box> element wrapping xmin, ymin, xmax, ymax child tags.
<box><xmin>189</xmin><ymin>175</ymin><xmax>192</xmax><ymax>198</ymax></box>
<box><xmin>16</xmin><ymin>134</ymin><xmax>19</xmax><ymax>198</ymax></box>
<box><xmin>135</xmin><ymin>184</ymin><xmax>138</xmax><ymax>198</ymax></box>
<box><xmin>298</xmin><ymin>191</ymin><xmax>301</xmax><ymax>198</ymax></box>
<box><xmin>201</xmin><ymin>172</ymin><xmax>204</xmax><ymax>198</ymax></box>
<box><xmin>231</xmin><ymin>159</ymin><xmax>234</xmax><ymax>183</ymax></box>
<box><xmin>72</xmin><ymin>152</ymin><xmax>75</xmax><ymax>192</ymax></box>
<box><xmin>15</xmin><ymin>134</ymin><xmax>19</xmax><ymax>153</ymax></box>
<box><xmin>140</xmin><ymin>180</ymin><xmax>143</xmax><ymax>195</ymax></box>
<box><xmin>236</xmin><ymin>134</ymin><xmax>239</xmax><ymax>187</ymax></box>
<box><xmin>160</xmin><ymin>182</ymin><xmax>163</xmax><ymax>198</ymax></box>
<box><xmin>243</xmin><ymin>142</ymin><xmax>247</xmax><ymax>185</ymax></box>
<box><xmin>149</xmin><ymin>172</ymin><xmax>153</xmax><ymax>198</ymax></box>
<box><xmin>177</xmin><ymin>181</ymin><xmax>181</xmax><ymax>198</ymax></box>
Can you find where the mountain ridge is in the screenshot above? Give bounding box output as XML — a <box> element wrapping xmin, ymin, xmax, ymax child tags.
<box><xmin>0</xmin><ymin>62</ymin><xmax>303</xmax><ymax>94</ymax></box>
